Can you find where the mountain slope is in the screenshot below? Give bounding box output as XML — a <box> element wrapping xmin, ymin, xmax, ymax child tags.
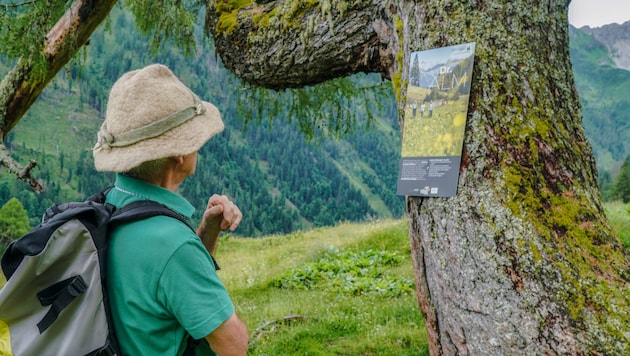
<box><xmin>569</xmin><ymin>22</ymin><xmax>630</xmax><ymax>176</ymax></box>
<box><xmin>0</xmin><ymin>7</ymin><xmax>403</xmax><ymax>235</ymax></box>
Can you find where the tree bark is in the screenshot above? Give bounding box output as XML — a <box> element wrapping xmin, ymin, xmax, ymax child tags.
<box><xmin>205</xmin><ymin>0</ymin><xmax>397</xmax><ymax>89</ymax></box>
<box><xmin>206</xmin><ymin>0</ymin><xmax>630</xmax><ymax>354</ymax></box>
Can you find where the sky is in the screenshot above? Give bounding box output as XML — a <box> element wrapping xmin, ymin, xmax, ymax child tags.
<box><xmin>569</xmin><ymin>0</ymin><xmax>630</xmax><ymax>28</ymax></box>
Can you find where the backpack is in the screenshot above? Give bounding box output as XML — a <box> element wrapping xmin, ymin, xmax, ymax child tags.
<box><xmin>0</xmin><ymin>188</ymin><xmax>195</xmax><ymax>356</ymax></box>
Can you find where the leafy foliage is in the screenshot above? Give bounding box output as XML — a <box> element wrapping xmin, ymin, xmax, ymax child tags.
<box><xmin>613</xmin><ymin>155</ymin><xmax>630</xmax><ymax>203</ymax></box>
<box><xmin>238</xmin><ymin>74</ymin><xmax>394</xmax><ymax>140</ymax></box>
<box><xmin>272</xmin><ymin>247</ymin><xmax>414</xmax><ymax>297</ymax></box>
<box><xmin>124</xmin><ymin>0</ymin><xmax>204</xmax><ymax>56</ymax></box>
<box><xmin>0</xmin><ymin>0</ymin><xmax>68</xmax><ymax>77</ymax></box>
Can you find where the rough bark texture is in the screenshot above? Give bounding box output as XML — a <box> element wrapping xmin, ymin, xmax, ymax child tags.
<box><xmin>205</xmin><ymin>0</ymin><xmax>394</xmax><ymax>89</ymax></box>
<box><xmin>206</xmin><ymin>0</ymin><xmax>630</xmax><ymax>354</ymax></box>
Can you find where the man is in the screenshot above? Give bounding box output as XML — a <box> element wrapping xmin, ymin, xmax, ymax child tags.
<box><xmin>92</xmin><ymin>64</ymin><xmax>248</xmax><ymax>355</ymax></box>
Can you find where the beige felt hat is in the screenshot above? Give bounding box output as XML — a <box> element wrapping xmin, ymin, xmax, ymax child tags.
<box><xmin>92</xmin><ymin>64</ymin><xmax>224</xmax><ymax>172</ymax></box>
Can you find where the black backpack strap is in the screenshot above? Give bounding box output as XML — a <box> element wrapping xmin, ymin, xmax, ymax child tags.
<box><xmin>36</xmin><ymin>275</ymin><xmax>88</xmax><ymax>333</ymax></box>
<box><xmin>108</xmin><ymin>200</ymin><xmax>194</xmax><ymax>232</ymax></box>
<box><xmin>108</xmin><ymin>200</ymin><xmax>220</xmax><ymax>272</ymax></box>
<box><xmin>87</xmin><ymin>186</ymin><xmax>115</xmax><ymax>205</ymax></box>
<box><xmin>108</xmin><ymin>201</ymin><xmax>213</xmax><ymax>354</ymax></box>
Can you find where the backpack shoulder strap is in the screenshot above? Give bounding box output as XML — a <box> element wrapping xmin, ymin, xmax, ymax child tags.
<box><xmin>107</xmin><ymin>200</ymin><xmax>213</xmax><ymax>352</ymax></box>
<box><xmin>86</xmin><ymin>186</ymin><xmax>114</xmax><ymax>204</ymax></box>
<box><xmin>109</xmin><ymin>200</ymin><xmax>195</xmax><ymax>232</ymax></box>
<box><xmin>110</xmin><ymin>200</ymin><xmax>221</xmax><ymax>273</ymax></box>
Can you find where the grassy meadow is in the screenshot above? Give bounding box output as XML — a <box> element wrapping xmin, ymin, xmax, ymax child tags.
<box><xmin>604</xmin><ymin>201</ymin><xmax>630</xmax><ymax>246</ymax></box>
<box><xmin>217</xmin><ymin>219</ymin><xmax>428</xmax><ymax>355</ymax></box>
<box><xmin>402</xmin><ymin>85</ymin><xmax>468</xmax><ymax>157</ymax></box>
<box><xmin>1</xmin><ymin>204</ymin><xmax>629</xmax><ymax>354</ymax></box>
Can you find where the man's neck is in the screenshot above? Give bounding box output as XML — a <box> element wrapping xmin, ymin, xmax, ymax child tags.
<box><xmin>142</xmin><ymin>161</ymin><xmax>183</xmax><ymax>192</ymax></box>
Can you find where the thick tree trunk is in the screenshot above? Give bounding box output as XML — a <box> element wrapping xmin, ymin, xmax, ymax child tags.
<box><xmin>206</xmin><ymin>0</ymin><xmax>630</xmax><ymax>354</ymax></box>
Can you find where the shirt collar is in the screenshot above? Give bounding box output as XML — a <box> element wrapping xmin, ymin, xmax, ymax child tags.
<box><xmin>111</xmin><ymin>173</ymin><xmax>195</xmax><ymax>218</ymax></box>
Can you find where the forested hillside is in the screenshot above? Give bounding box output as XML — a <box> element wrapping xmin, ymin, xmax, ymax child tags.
<box><xmin>0</xmin><ymin>8</ymin><xmax>402</xmax><ymax>236</ymax></box>
<box><xmin>2</xmin><ymin>11</ymin><xmax>630</xmax><ymax>238</ymax></box>
<box><xmin>569</xmin><ymin>22</ymin><xmax>630</xmax><ymax>197</ymax></box>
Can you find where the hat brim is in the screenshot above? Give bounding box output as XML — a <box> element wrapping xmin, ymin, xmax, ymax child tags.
<box><xmin>93</xmin><ymin>101</ymin><xmax>223</xmax><ymax>172</ymax></box>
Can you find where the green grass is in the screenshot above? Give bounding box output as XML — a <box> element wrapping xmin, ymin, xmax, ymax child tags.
<box><xmin>604</xmin><ymin>201</ymin><xmax>630</xmax><ymax>247</ymax></box>
<box><xmin>217</xmin><ymin>219</ymin><xmax>428</xmax><ymax>355</ymax></box>
<box><xmin>2</xmin><ymin>206</ymin><xmax>627</xmax><ymax>354</ymax></box>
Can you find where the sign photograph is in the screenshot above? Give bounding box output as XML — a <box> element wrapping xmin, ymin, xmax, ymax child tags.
<box><xmin>397</xmin><ymin>42</ymin><xmax>476</xmax><ymax>197</ymax></box>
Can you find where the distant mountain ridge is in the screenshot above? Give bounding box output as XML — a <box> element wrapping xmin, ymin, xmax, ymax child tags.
<box><xmin>579</xmin><ymin>21</ymin><xmax>630</xmax><ymax>71</ymax></box>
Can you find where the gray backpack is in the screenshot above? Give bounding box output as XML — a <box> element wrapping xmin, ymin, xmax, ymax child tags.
<box><xmin>0</xmin><ymin>190</ymin><xmax>193</xmax><ymax>356</ymax></box>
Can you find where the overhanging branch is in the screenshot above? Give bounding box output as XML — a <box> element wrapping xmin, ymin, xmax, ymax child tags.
<box><xmin>0</xmin><ymin>0</ymin><xmax>118</xmax><ymax>191</ymax></box>
<box><xmin>205</xmin><ymin>1</ymin><xmax>392</xmax><ymax>89</ymax></box>
<box><xmin>1</xmin><ymin>0</ymin><xmax>118</xmax><ymax>135</ymax></box>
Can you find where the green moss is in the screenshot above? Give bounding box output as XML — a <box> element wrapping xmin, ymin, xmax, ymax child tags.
<box><xmin>501</xmin><ymin>154</ymin><xmax>629</xmax><ymax>341</ymax></box>
<box><xmin>214</xmin><ymin>0</ymin><xmax>352</xmax><ymax>46</ymax></box>
<box><xmin>391</xmin><ymin>16</ymin><xmax>404</xmax><ymax>104</ymax></box>
<box><xmin>215</xmin><ymin>10</ymin><xmax>240</xmax><ymax>35</ymax></box>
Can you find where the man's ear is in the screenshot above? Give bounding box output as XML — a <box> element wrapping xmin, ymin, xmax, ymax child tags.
<box><xmin>170</xmin><ymin>155</ymin><xmax>185</xmax><ymax>166</ymax></box>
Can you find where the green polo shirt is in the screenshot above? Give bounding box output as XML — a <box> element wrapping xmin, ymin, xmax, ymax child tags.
<box><xmin>106</xmin><ymin>174</ymin><xmax>234</xmax><ymax>356</ymax></box>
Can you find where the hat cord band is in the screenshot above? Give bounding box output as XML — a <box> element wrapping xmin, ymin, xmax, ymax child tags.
<box><xmin>95</xmin><ymin>97</ymin><xmax>206</xmax><ymax>150</ymax></box>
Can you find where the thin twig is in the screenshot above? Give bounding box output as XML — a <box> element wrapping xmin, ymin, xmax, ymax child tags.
<box><xmin>0</xmin><ymin>143</ymin><xmax>44</xmax><ymax>192</ymax></box>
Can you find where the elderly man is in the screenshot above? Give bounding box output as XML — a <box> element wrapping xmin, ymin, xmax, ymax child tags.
<box><xmin>93</xmin><ymin>64</ymin><xmax>248</xmax><ymax>355</ymax></box>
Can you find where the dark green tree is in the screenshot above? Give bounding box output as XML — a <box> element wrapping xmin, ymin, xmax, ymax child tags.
<box><xmin>614</xmin><ymin>156</ymin><xmax>630</xmax><ymax>203</ymax></box>
<box><xmin>0</xmin><ymin>197</ymin><xmax>30</xmax><ymax>253</ymax></box>
<box><xmin>409</xmin><ymin>53</ymin><xmax>420</xmax><ymax>86</ymax></box>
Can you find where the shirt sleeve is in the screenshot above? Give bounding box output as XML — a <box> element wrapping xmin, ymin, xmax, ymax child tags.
<box><xmin>156</xmin><ymin>238</ymin><xmax>235</xmax><ymax>340</ymax></box>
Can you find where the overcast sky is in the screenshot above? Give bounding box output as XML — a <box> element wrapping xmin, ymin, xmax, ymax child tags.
<box><xmin>569</xmin><ymin>0</ymin><xmax>630</xmax><ymax>28</ymax></box>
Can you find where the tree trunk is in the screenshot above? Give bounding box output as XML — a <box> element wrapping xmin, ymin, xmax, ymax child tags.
<box><xmin>206</xmin><ymin>0</ymin><xmax>630</xmax><ymax>354</ymax></box>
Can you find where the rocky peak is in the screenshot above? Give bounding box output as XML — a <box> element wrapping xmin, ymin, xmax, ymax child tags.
<box><xmin>580</xmin><ymin>21</ymin><xmax>630</xmax><ymax>71</ymax></box>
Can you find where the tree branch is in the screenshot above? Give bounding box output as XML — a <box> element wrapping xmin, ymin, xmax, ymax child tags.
<box><xmin>1</xmin><ymin>0</ymin><xmax>118</xmax><ymax>136</ymax></box>
<box><xmin>0</xmin><ymin>143</ymin><xmax>44</xmax><ymax>192</ymax></box>
<box><xmin>0</xmin><ymin>0</ymin><xmax>117</xmax><ymax>191</ymax></box>
<box><xmin>205</xmin><ymin>1</ymin><xmax>393</xmax><ymax>89</ymax></box>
